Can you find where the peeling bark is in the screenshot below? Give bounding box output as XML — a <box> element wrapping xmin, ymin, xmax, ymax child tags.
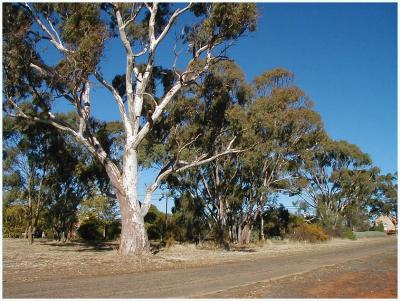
<box><xmin>119</xmin><ymin>197</ymin><xmax>149</xmax><ymax>255</ymax></box>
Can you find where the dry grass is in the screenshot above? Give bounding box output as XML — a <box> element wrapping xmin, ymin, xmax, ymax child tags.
<box><xmin>2</xmin><ymin>237</ymin><xmax>389</xmax><ymax>284</ymax></box>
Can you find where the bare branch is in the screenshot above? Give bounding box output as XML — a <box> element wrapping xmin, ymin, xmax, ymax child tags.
<box><xmin>120</xmin><ymin>3</ymin><xmax>143</xmax><ymax>30</ymax></box>
<box><xmin>23</xmin><ymin>3</ymin><xmax>72</xmax><ymax>54</ymax></box>
<box><xmin>113</xmin><ymin>4</ymin><xmax>142</xmax><ymax>108</ymax></box>
<box><xmin>44</xmin><ymin>15</ymin><xmax>62</xmax><ymax>45</ymax></box>
<box><xmin>133</xmin><ymin>81</ymin><xmax>182</xmax><ymax>149</ymax></box>
<box><xmin>140</xmin><ymin>135</ymin><xmax>247</xmax><ymax>215</ymax></box>
<box><xmin>133</xmin><ymin>47</ymin><xmax>148</xmax><ymax>58</ymax></box>
<box><xmin>178</xmin><ymin>133</ymin><xmax>202</xmax><ymax>155</ymax></box>
<box><xmin>94</xmin><ymin>71</ymin><xmax>132</xmax><ymax>137</ymax></box>
<box><xmin>144</xmin><ymin>3</ymin><xmax>152</xmax><ymax>12</ymax></box>
<box><xmin>134</xmin><ymin>92</ymin><xmax>158</xmax><ymax>108</ymax></box>
<box><xmin>148</xmin><ymin>3</ymin><xmax>158</xmax><ymax>46</ymax></box>
<box><xmin>114</xmin><ymin>6</ymin><xmax>134</xmax><ymax>57</ymax></box>
<box><xmin>154</xmin><ymin>3</ymin><xmax>193</xmax><ymax>49</ymax></box>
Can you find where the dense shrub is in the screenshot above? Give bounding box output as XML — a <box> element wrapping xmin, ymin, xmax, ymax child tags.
<box><xmin>3</xmin><ymin>205</ymin><xmax>26</xmax><ymax>238</ymax></box>
<box><xmin>290</xmin><ymin>223</ymin><xmax>329</xmax><ymax>242</ymax></box>
<box><xmin>77</xmin><ymin>218</ymin><xmax>103</xmax><ymax>241</ymax></box>
<box><xmin>342</xmin><ymin>228</ymin><xmax>357</xmax><ymax>240</ymax></box>
<box><xmin>263</xmin><ymin>205</ymin><xmax>290</xmax><ymax>239</ymax></box>
<box><xmin>145</xmin><ymin>205</ymin><xmax>165</xmax><ymax>240</ymax></box>
<box><xmin>106</xmin><ymin>220</ymin><xmax>121</xmax><ymax>240</ymax></box>
<box><xmin>370</xmin><ymin>222</ymin><xmax>384</xmax><ymax>232</ymax></box>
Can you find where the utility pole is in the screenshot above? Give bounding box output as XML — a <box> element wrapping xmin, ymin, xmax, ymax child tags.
<box><xmin>165</xmin><ymin>196</ymin><xmax>168</xmax><ymax>237</ymax></box>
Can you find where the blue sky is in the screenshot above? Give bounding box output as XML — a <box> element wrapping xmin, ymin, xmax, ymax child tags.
<box><xmin>51</xmin><ymin>3</ymin><xmax>397</xmax><ymax>212</ymax></box>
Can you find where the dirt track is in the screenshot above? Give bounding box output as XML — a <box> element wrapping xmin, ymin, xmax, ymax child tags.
<box><xmin>3</xmin><ymin>237</ymin><xmax>397</xmax><ymax>298</ymax></box>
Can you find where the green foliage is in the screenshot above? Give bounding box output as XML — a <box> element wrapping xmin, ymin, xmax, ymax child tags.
<box><xmin>77</xmin><ymin>216</ymin><xmax>103</xmax><ymax>241</ymax></box>
<box><xmin>354</xmin><ymin>231</ymin><xmax>386</xmax><ymax>238</ymax></box>
<box><xmin>106</xmin><ymin>220</ymin><xmax>121</xmax><ymax>241</ymax></box>
<box><xmin>370</xmin><ymin>222</ymin><xmax>384</xmax><ymax>232</ymax></box>
<box><xmin>254</xmin><ymin>68</ymin><xmax>294</xmax><ymax>96</ymax></box>
<box><xmin>169</xmin><ymin>193</ymin><xmax>208</xmax><ymax>243</ymax></box>
<box><xmin>263</xmin><ymin>205</ymin><xmax>290</xmax><ymax>238</ymax></box>
<box><xmin>77</xmin><ymin>193</ymin><xmax>120</xmax><ymax>241</ymax></box>
<box><xmin>202</xmin><ymin>3</ymin><xmax>257</xmax><ymax>40</ymax></box>
<box><xmin>3</xmin><ymin>204</ymin><xmax>26</xmax><ymax>238</ymax></box>
<box><xmin>79</xmin><ymin>194</ymin><xmax>118</xmax><ymax>224</ymax></box>
<box><xmin>368</xmin><ymin>173</ymin><xmax>397</xmax><ymax>218</ymax></box>
<box><xmin>294</xmin><ymin>133</ymin><xmax>378</xmax><ymax>234</ymax></box>
<box><xmin>144</xmin><ymin>205</ymin><xmax>165</xmax><ymax>241</ymax></box>
<box><xmin>290</xmin><ymin>223</ymin><xmax>329</xmax><ymax>243</ymax></box>
<box><xmin>342</xmin><ymin>228</ymin><xmax>357</xmax><ymax>240</ymax></box>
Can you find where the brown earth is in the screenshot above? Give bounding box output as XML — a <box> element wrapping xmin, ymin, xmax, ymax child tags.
<box><xmin>2</xmin><ymin>236</ymin><xmax>397</xmax><ymax>298</ymax></box>
<box><xmin>200</xmin><ymin>253</ymin><xmax>397</xmax><ymax>298</ymax></box>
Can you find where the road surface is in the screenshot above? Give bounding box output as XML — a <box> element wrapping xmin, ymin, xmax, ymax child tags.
<box><xmin>3</xmin><ymin>237</ymin><xmax>397</xmax><ymax>298</ymax></box>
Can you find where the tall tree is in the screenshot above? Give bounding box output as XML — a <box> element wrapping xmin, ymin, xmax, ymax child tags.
<box><xmin>232</xmin><ymin>68</ymin><xmax>322</xmax><ymax>243</ymax></box>
<box><xmin>167</xmin><ymin>68</ymin><xmax>323</xmax><ymax>245</ymax></box>
<box><xmin>368</xmin><ymin>172</ymin><xmax>398</xmax><ymax>219</ymax></box>
<box><xmin>164</xmin><ymin>60</ymin><xmax>252</xmax><ymax>246</ymax></box>
<box><xmin>294</xmin><ymin>137</ymin><xmax>373</xmax><ymax>231</ymax></box>
<box><xmin>3</xmin><ymin>3</ymin><xmax>257</xmax><ymax>255</ymax></box>
<box><xmin>3</xmin><ymin>115</ymin><xmax>81</xmax><ymax>243</ymax></box>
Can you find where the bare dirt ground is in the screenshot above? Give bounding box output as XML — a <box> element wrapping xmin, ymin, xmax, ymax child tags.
<box><xmin>2</xmin><ymin>236</ymin><xmax>397</xmax><ymax>298</ymax></box>
<box><xmin>201</xmin><ymin>252</ymin><xmax>397</xmax><ymax>298</ymax></box>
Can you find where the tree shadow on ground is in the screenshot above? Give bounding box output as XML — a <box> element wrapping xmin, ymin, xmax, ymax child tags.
<box><xmin>230</xmin><ymin>246</ymin><xmax>257</xmax><ymax>253</ymax></box>
<box><xmin>39</xmin><ymin>240</ymin><xmax>118</xmax><ymax>252</ymax></box>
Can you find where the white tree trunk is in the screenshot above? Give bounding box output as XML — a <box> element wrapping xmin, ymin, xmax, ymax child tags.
<box><xmin>118</xmin><ymin>147</ymin><xmax>150</xmax><ymax>255</ymax></box>
<box><xmin>119</xmin><ymin>200</ymin><xmax>149</xmax><ymax>255</ymax></box>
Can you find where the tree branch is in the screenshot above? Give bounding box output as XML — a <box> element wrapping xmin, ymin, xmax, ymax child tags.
<box><xmin>7</xmin><ymin>96</ymin><xmax>124</xmax><ymax>195</ymax></box>
<box><xmin>23</xmin><ymin>3</ymin><xmax>72</xmax><ymax>54</ymax></box>
<box><xmin>140</xmin><ymin>136</ymin><xmax>247</xmax><ymax>215</ymax></box>
<box><xmin>154</xmin><ymin>3</ymin><xmax>193</xmax><ymax>49</ymax></box>
<box><xmin>94</xmin><ymin>71</ymin><xmax>132</xmax><ymax>137</ymax></box>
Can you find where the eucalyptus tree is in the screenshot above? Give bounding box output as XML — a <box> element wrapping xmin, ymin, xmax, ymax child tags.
<box><xmin>294</xmin><ymin>137</ymin><xmax>373</xmax><ymax>231</ymax></box>
<box><xmin>163</xmin><ymin>60</ymin><xmax>253</xmax><ymax>246</ymax></box>
<box><xmin>166</xmin><ymin>68</ymin><xmax>323</xmax><ymax>245</ymax></box>
<box><xmin>3</xmin><ymin>3</ymin><xmax>257</xmax><ymax>254</ymax></box>
<box><xmin>368</xmin><ymin>172</ymin><xmax>398</xmax><ymax>219</ymax></box>
<box><xmin>3</xmin><ymin>115</ymin><xmax>81</xmax><ymax>243</ymax></box>
<box><xmin>228</xmin><ymin>68</ymin><xmax>323</xmax><ymax>243</ymax></box>
<box><xmin>337</xmin><ymin>166</ymin><xmax>380</xmax><ymax>231</ymax></box>
<box><xmin>4</xmin><ymin>116</ymin><xmax>58</xmax><ymax>243</ymax></box>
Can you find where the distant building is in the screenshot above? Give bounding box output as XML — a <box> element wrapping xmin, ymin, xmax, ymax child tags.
<box><xmin>374</xmin><ymin>215</ymin><xmax>397</xmax><ymax>234</ymax></box>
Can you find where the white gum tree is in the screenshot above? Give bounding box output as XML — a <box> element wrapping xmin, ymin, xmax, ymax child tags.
<box><xmin>3</xmin><ymin>3</ymin><xmax>257</xmax><ymax>255</ymax></box>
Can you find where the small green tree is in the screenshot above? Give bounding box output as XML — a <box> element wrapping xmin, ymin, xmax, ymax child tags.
<box><xmin>79</xmin><ymin>193</ymin><xmax>119</xmax><ymax>240</ymax></box>
<box><xmin>144</xmin><ymin>205</ymin><xmax>164</xmax><ymax>241</ymax></box>
<box><xmin>262</xmin><ymin>204</ymin><xmax>290</xmax><ymax>239</ymax></box>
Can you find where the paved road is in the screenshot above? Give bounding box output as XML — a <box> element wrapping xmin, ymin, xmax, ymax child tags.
<box><xmin>4</xmin><ymin>238</ymin><xmax>397</xmax><ymax>298</ymax></box>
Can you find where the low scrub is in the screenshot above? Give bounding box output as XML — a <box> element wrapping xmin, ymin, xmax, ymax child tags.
<box><xmin>369</xmin><ymin>223</ymin><xmax>385</xmax><ymax>232</ymax></box>
<box><xmin>342</xmin><ymin>228</ymin><xmax>357</xmax><ymax>240</ymax></box>
<box><xmin>77</xmin><ymin>218</ymin><xmax>103</xmax><ymax>241</ymax></box>
<box><xmin>290</xmin><ymin>223</ymin><xmax>329</xmax><ymax>243</ymax></box>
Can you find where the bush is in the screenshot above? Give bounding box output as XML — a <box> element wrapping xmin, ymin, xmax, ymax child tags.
<box><xmin>77</xmin><ymin>218</ymin><xmax>103</xmax><ymax>241</ymax></box>
<box><xmin>370</xmin><ymin>223</ymin><xmax>384</xmax><ymax>232</ymax></box>
<box><xmin>106</xmin><ymin>220</ymin><xmax>121</xmax><ymax>240</ymax></box>
<box><xmin>289</xmin><ymin>223</ymin><xmax>329</xmax><ymax>243</ymax></box>
<box><xmin>342</xmin><ymin>228</ymin><xmax>357</xmax><ymax>240</ymax></box>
